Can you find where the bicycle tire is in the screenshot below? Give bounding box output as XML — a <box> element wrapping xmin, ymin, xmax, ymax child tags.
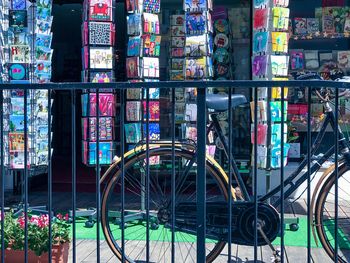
<box><xmin>101</xmin><ymin>146</ymin><xmax>235</xmax><ymax>263</ymax></box>
<box><xmin>315</xmin><ymin>162</ymin><xmax>350</xmax><ymax>263</ymax></box>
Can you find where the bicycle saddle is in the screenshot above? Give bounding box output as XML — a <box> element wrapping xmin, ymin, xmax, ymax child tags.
<box><xmin>206</xmin><ymin>93</ymin><xmax>247</xmax><ymax>111</ymax></box>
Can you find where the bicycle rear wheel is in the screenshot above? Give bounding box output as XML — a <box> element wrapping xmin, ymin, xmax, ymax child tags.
<box><xmin>101</xmin><ymin>146</ymin><xmax>235</xmax><ymax>263</ymax></box>
<box><xmin>315</xmin><ymin>162</ymin><xmax>350</xmax><ymax>262</ymax></box>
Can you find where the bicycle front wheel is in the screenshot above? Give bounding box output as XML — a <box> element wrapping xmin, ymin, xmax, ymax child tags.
<box><xmin>101</xmin><ymin>146</ymin><xmax>235</xmax><ymax>263</ymax></box>
<box><xmin>315</xmin><ymin>162</ymin><xmax>350</xmax><ymax>262</ymax></box>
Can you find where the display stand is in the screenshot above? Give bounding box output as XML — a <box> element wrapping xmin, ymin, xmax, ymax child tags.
<box><xmin>0</xmin><ymin>0</ymin><xmax>54</xmax><ymax>215</ymax></box>
<box><xmin>123</xmin><ymin>0</ymin><xmax>161</xmax><ymax>229</ymax></box>
<box><xmin>252</xmin><ymin>0</ymin><xmax>298</xmax><ymax>231</ymax></box>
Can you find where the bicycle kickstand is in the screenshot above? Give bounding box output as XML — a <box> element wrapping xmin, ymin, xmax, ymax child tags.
<box><xmin>256</xmin><ymin>222</ymin><xmax>281</xmax><ymax>263</ymax></box>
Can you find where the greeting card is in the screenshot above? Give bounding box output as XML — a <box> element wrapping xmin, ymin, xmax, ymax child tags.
<box><xmin>186</xmin><ymin>13</ymin><xmax>206</xmax><ymax>34</ymax></box>
<box><xmin>185</xmin><ymin>125</ymin><xmax>197</xmax><ymax>141</ymax></box>
<box><xmin>253</xmin><ymin>32</ymin><xmax>268</xmax><ymax>54</ymax></box>
<box><xmin>143</xmin><ymin>0</ymin><xmax>160</xmax><ymax>13</ymax></box>
<box><xmin>8</xmin><ymin>63</ymin><xmax>29</xmax><ymax>82</ymax></box>
<box><xmin>10</xmin><ymin>115</ymin><xmax>25</xmax><ymax>132</ymax></box>
<box><xmin>271</xmin><ymin>55</ymin><xmax>289</xmax><ymax>76</ymax></box>
<box><xmin>36</xmin><ymin>33</ymin><xmax>52</xmax><ymax>49</ymax></box>
<box><xmin>272</xmin><ymin>7</ymin><xmax>290</xmax><ymax>30</ymax></box>
<box><xmin>171</xmin><ymin>48</ymin><xmax>185</xmax><ymax>57</ymax></box>
<box><xmin>143</xmin><ymin>87</ymin><xmax>160</xmax><ymax>99</ymax></box>
<box><xmin>10</xmin><ymin>45</ymin><xmax>30</xmax><ymax>63</ymax></box>
<box><xmin>89</xmin><ymin>0</ymin><xmax>112</xmax><ymax>21</ymax></box>
<box><xmin>271</xmin><ymin>32</ymin><xmax>288</xmax><ymax>53</ymax></box>
<box><xmin>270</xmin><ymin>101</ymin><xmax>288</xmax><ymax>122</ymax></box>
<box><xmin>304</xmin><ymin>50</ymin><xmax>319</xmax><ymax>69</ymax></box>
<box><xmin>272</xmin><ymin>78</ymin><xmax>289</xmax><ymax>99</ymax></box>
<box><xmin>35</xmin><ymin>47</ymin><xmax>53</xmax><ymax>61</ymax></box>
<box><xmin>36</xmin><ymin>18</ymin><xmax>53</xmax><ymax>35</ymax></box>
<box><xmin>143</xmin><ymin>101</ymin><xmax>160</xmax><ymax>121</ymax></box>
<box><xmin>126</xmin><ymin>0</ymin><xmax>138</xmax><ymax>13</ymax></box>
<box><xmin>81</xmin><ymin>93</ymin><xmax>115</xmax><ymax>117</ymax></box>
<box><xmin>9</xmin><ymin>10</ymin><xmax>27</xmax><ymax>29</ymax></box>
<box><xmin>293</xmin><ymin>18</ymin><xmax>307</xmax><ymax>34</ymax></box>
<box><xmin>185</xmin><ymin>58</ymin><xmax>208</xmax><ymax>79</ymax></box>
<box><xmin>127</xmin><ymin>36</ymin><xmax>141</xmax><ymax>57</ymax></box>
<box><xmin>322</xmin><ymin>15</ymin><xmax>335</xmax><ymax>33</ymax></box>
<box><xmin>251</xmin><ymin>124</ymin><xmax>268</xmax><ymax>145</ymax></box>
<box><xmin>185</xmin><ymin>103</ymin><xmax>197</xmax><ymax>122</ymax></box>
<box><xmin>172</xmin><ymin>36</ymin><xmax>186</xmax><ymax>47</ymax></box>
<box><xmin>273</xmin><ymin>0</ymin><xmax>289</xmax><ymax>7</ymax></box>
<box><xmin>89</xmin><ymin>22</ymin><xmax>115</xmax><ymax>45</ymax></box>
<box><xmin>126</xmin><ymin>57</ymin><xmax>140</xmax><ymax>78</ymax></box>
<box><xmin>143</xmin><ymin>13</ymin><xmax>160</xmax><ymax>34</ymax></box>
<box><xmin>271</xmin><ymin>123</ymin><xmax>288</xmax><ymax>146</ymax></box>
<box><xmin>171</xmin><ymin>14</ymin><xmax>185</xmax><ymax>26</ymax></box>
<box><xmin>9</xmin><ymin>132</ymin><xmax>25</xmax><ymax>152</ymax></box>
<box><xmin>338</xmin><ymin>51</ymin><xmax>350</xmax><ymax>68</ymax></box>
<box><xmin>142</xmin><ymin>34</ymin><xmax>161</xmax><ymax>56</ymax></box>
<box><xmin>289</xmin><ymin>50</ymin><xmax>304</xmax><ymax>70</ymax></box>
<box><xmin>184</xmin><ymin>0</ymin><xmax>207</xmax><ymax>12</ymax></box>
<box><xmin>35</xmin><ymin>61</ymin><xmax>52</xmax><ymax>76</ymax></box>
<box><xmin>185</xmin><ymin>35</ymin><xmax>207</xmax><ymax>57</ymax></box>
<box><xmin>127</xmin><ymin>88</ymin><xmax>142</xmax><ymax>100</ymax></box>
<box><xmin>170</xmin><ymin>70</ymin><xmax>185</xmax><ymax>81</ymax></box>
<box><xmin>253</xmin><ymin>8</ymin><xmax>269</xmax><ymax>30</ymax></box>
<box><xmin>89</xmin><ymin>47</ymin><xmax>113</xmax><ymax>69</ymax></box>
<box><xmin>89</xmin><ymin>71</ymin><xmax>113</xmax><ymax>82</ymax></box>
<box><xmin>270</xmin><ymin>143</ymin><xmax>290</xmax><ymax>168</ymax></box>
<box><xmin>250</xmin><ymin>101</ymin><xmax>267</xmax><ymax>122</ymax></box>
<box><xmin>143</xmin><ymin>123</ymin><xmax>160</xmax><ymax>140</ymax></box>
<box><xmin>82</xmin><ymin>117</ymin><xmax>114</xmax><ymax>141</ymax></box>
<box><xmin>307</xmin><ymin>18</ymin><xmax>320</xmax><ymax>33</ymax></box>
<box><xmin>11</xmin><ymin>0</ymin><xmax>26</xmax><ymax>10</ymax></box>
<box><xmin>125</xmin><ymin>123</ymin><xmax>142</xmax><ymax>143</ymax></box>
<box><xmin>83</xmin><ymin>141</ymin><xmax>114</xmax><ymax>165</ymax></box>
<box><xmin>252</xmin><ymin>55</ymin><xmax>268</xmax><ymax>77</ymax></box>
<box><xmin>171</xmin><ymin>26</ymin><xmax>186</xmax><ymax>36</ymax></box>
<box><xmin>143</xmin><ymin>57</ymin><xmax>159</xmax><ymax>78</ymax></box>
<box><xmin>127</xmin><ymin>14</ymin><xmax>142</xmax><ymax>35</ymax></box>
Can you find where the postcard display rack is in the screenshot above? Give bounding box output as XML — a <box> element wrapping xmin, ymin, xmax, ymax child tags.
<box><xmin>125</xmin><ymin>0</ymin><xmax>161</xmax><ymax>154</ymax></box>
<box><xmin>81</xmin><ymin>0</ymin><xmax>117</xmax><ymax>166</ymax></box>
<box><xmin>1</xmin><ymin>0</ymin><xmax>54</xmax><ymax>172</ymax></box>
<box><xmin>252</xmin><ymin>0</ymin><xmax>290</xmax><ymax>178</ymax></box>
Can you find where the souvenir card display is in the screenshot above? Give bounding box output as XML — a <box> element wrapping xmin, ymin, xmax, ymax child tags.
<box><xmin>252</xmin><ymin>0</ymin><xmax>291</xmax><ymax>169</ymax></box>
<box><xmin>81</xmin><ymin>0</ymin><xmax>116</xmax><ymax>166</ymax></box>
<box><xmin>288</xmin><ymin>49</ymin><xmax>350</xmax><ymax>78</ymax></box>
<box><xmin>125</xmin><ymin>0</ymin><xmax>161</xmax><ymax>159</ymax></box>
<box><xmin>291</xmin><ymin>6</ymin><xmax>350</xmax><ymax>38</ymax></box>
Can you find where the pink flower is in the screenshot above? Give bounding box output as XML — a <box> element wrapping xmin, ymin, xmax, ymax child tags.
<box><xmin>18</xmin><ymin>216</ymin><xmax>25</xmax><ymax>229</ymax></box>
<box><xmin>56</xmin><ymin>213</ymin><xmax>63</xmax><ymax>220</ymax></box>
<box><xmin>38</xmin><ymin>214</ymin><xmax>49</xmax><ymax>228</ymax></box>
<box><xmin>64</xmin><ymin>213</ymin><xmax>69</xmax><ymax>221</ymax></box>
<box><xmin>30</xmin><ymin>215</ymin><xmax>40</xmax><ymax>225</ymax></box>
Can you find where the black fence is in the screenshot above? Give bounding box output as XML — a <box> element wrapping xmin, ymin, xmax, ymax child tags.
<box><xmin>1</xmin><ymin>80</ymin><xmax>350</xmax><ymax>263</ymax></box>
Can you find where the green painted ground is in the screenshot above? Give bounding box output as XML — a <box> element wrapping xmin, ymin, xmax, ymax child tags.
<box><xmin>71</xmin><ymin>217</ymin><xmax>349</xmax><ymax>249</ymax></box>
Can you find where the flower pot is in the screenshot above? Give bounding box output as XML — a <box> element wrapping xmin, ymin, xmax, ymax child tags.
<box><xmin>1</xmin><ymin>242</ymin><xmax>69</xmax><ymax>263</ymax></box>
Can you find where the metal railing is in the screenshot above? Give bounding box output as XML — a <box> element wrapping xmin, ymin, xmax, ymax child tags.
<box><xmin>0</xmin><ymin>80</ymin><xmax>350</xmax><ymax>263</ymax></box>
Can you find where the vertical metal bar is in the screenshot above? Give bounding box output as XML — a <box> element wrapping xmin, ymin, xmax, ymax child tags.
<box><xmin>120</xmin><ymin>87</ymin><xmax>125</xmax><ymax>262</ymax></box>
<box><xmin>253</xmin><ymin>87</ymin><xmax>258</xmax><ymax>261</ymax></box>
<box><xmin>24</xmin><ymin>87</ymin><xmax>28</xmax><ymax>263</ymax></box>
<box><xmin>171</xmin><ymin>87</ymin><xmax>176</xmax><ymax>263</ymax></box>
<box><xmin>0</xmin><ymin>89</ymin><xmax>4</xmax><ymax>263</ymax></box>
<box><xmin>307</xmin><ymin>86</ymin><xmax>311</xmax><ymax>263</ymax></box>
<box><xmin>71</xmin><ymin>89</ymin><xmax>77</xmax><ymax>263</ymax></box>
<box><xmin>96</xmin><ymin>89</ymin><xmax>101</xmax><ymax>263</ymax></box>
<box><xmin>227</xmin><ymin>87</ymin><xmax>232</xmax><ymax>262</ymax></box>
<box><xmin>334</xmin><ymin>87</ymin><xmax>339</xmax><ymax>262</ymax></box>
<box><xmin>48</xmin><ymin>88</ymin><xmax>52</xmax><ymax>263</ymax></box>
<box><xmin>280</xmin><ymin>87</ymin><xmax>285</xmax><ymax>263</ymax></box>
<box><xmin>145</xmin><ymin>87</ymin><xmax>150</xmax><ymax>262</ymax></box>
<box><xmin>196</xmin><ymin>87</ymin><xmax>206</xmax><ymax>263</ymax></box>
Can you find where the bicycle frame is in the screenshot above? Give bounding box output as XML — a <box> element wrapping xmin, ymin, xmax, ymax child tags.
<box><xmin>209</xmin><ymin>104</ymin><xmax>350</xmax><ymax>207</ymax></box>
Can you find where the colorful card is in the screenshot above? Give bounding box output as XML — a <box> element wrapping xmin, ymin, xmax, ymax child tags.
<box><xmin>89</xmin><ymin>22</ymin><xmax>115</xmax><ymax>45</ymax></box>
<box><xmin>252</xmin><ymin>55</ymin><xmax>268</xmax><ymax>77</ymax></box>
<box><xmin>273</xmin><ymin>0</ymin><xmax>289</xmax><ymax>7</ymax></box>
<box><xmin>271</xmin><ymin>32</ymin><xmax>288</xmax><ymax>53</ymax></box>
<box><xmin>271</xmin><ymin>123</ymin><xmax>288</xmax><ymax>146</ymax></box>
<box><xmin>89</xmin><ymin>47</ymin><xmax>113</xmax><ymax>69</ymax></box>
<box><xmin>170</xmin><ymin>14</ymin><xmax>185</xmax><ymax>26</ymax></box>
<box><xmin>82</xmin><ymin>117</ymin><xmax>114</xmax><ymax>141</ymax></box>
<box><xmin>36</xmin><ymin>33</ymin><xmax>52</xmax><ymax>49</ymax></box>
<box><xmin>143</xmin><ymin>13</ymin><xmax>160</xmax><ymax>34</ymax></box>
<box><xmin>83</xmin><ymin>141</ymin><xmax>114</xmax><ymax>165</ymax></box>
<box><xmin>10</xmin><ymin>115</ymin><xmax>25</xmax><ymax>132</ymax></box>
<box><xmin>338</xmin><ymin>51</ymin><xmax>350</xmax><ymax>68</ymax></box>
<box><xmin>171</xmin><ymin>48</ymin><xmax>185</xmax><ymax>57</ymax></box>
<box><xmin>125</xmin><ymin>123</ymin><xmax>142</xmax><ymax>143</ymax></box>
<box><xmin>36</xmin><ymin>18</ymin><xmax>53</xmax><ymax>35</ymax></box>
<box><xmin>8</xmin><ymin>63</ymin><xmax>29</xmax><ymax>82</ymax></box>
<box><xmin>184</xmin><ymin>0</ymin><xmax>208</xmax><ymax>12</ymax></box>
<box><xmin>270</xmin><ymin>101</ymin><xmax>288</xmax><ymax>122</ymax></box>
<box><xmin>143</xmin><ymin>123</ymin><xmax>160</xmax><ymax>140</ymax></box>
<box><xmin>172</xmin><ymin>36</ymin><xmax>186</xmax><ymax>47</ymax></box>
<box><xmin>127</xmin><ymin>14</ymin><xmax>142</xmax><ymax>35</ymax></box>
<box><xmin>185</xmin><ymin>103</ymin><xmax>197</xmax><ymax>122</ymax></box>
<box><xmin>10</xmin><ymin>45</ymin><xmax>30</xmax><ymax>63</ymax></box>
<box><xmin>81</xmin><ymin>93</ymin><xmax>115</xmax><ymax>117</ymax></box>
<box><xmin>11</xmin><ymin>0</ymin><xmax>26</xmax><ymax>10</ymax></box>
<box><xmin>185</xmin><ymin>58</ymin><xmax>208</xmax><ymax>79</ymax></box>
<box><xmin>185</xmin><ymin>35</ymin><xmax>208</xmax><ymax>57</ymax></box>
<box><xmin>143</xmin><ymin>101</ymin><xmax>160</xmax><ymax>121</ymax></box>
<box><xmin>126</xmin><ymin>57</ymin><xmax>140</xmax><ymax>78</ymax></box>
<box><xmin>272</xmin><ymin>7</ymin><xmax>290</xmax><ymax>30</ymax></box>
<box><xmin>126</xmin><ymin>0</ymin><xmax>138</xmax><ymax>13</ymax></box>
<box><xmin>143</xmin><ymin>0</ymin><xmax>160</xmax><ymax>13</ymax></box>
<box><xmin>185</xmin><ymin>125</ymin><xmax>197</xmax><ymax>141</ymax></box>
<box><xmin>271</xmin><ymin>55</ymin><xmax>289</xmax><ymax>76</ymax></box>
<box><xmin>142</xmin><ymin>34</ymin><xmax>161</xmax><ymax>56</ymax></box>
<box><xmin>127</xmin><ymin>36</ymin><xmax>141</xmax><ymax>57</ymax></box>
<box><xmin>9</xmin><ymin>10</ymin><xmax>27</xmax><ymax>29</ymax></box>
<box><xmin>293</xmin><ymin>18</ymin><xmax>307</xmax><ymax>35</ymax></box>
<box><xmin>127</xmin><ymin>88</ymin><xmax>142</xmax><ymax>100</ymax></box>
<box><xmin>9</xmin><ymin>133</ymin><xmax>25</xmax><ymax>151</ymax></box>
<box><xmin>90</xmin><ymin>71</ymin><xmax>113</xmax><ymax>82</ymax></box>
<box><xmin>253</xmin><ymin>32</ymin><xmax>268</xmax><ymax>54</ymax></box>
<box><xmin>250</xmin><ymin>101</ymin><xmax>267</xmax><ymax>122</ymax></box>
<box><xmin>270</xmin><ymin>144</ymin><xmax>290</xmax><ymax>168</ymax></box>
<box><xmin>322</xmin><ymin>15</ymin><xmax>335</xmax><ymax>33</ymax></box>
<box><xmin>143</xmin><ymin>57</ymin><xmax>159</xmax><ymax>78</ymax></box>
<box><xmin>89</xmin><ymin>0</ymin><xmax>112</xmax><ymax>21</ymax></box>
<box><xmin>253</xmin><ymin>8</ymin><xmax>269</xmax><ymax>30</ymax></box>
<box><xmin>171</xmin><ymin>26</ymin><xmax>186</xmax><ymax>36</ymax></box>
<box><xmin>171</xmin><ymin>58</ymin><xmax>185</xmax><ymax>70</ymax></box>
<box><xmin>290</xmin><ymin>50</ymin><xmax>304</xmax><ymax>70</ymax></box>
<box><xmin>186</xmin><ymin>13</ymin><xmax>206</xmax><ymax>34</ymax></box>
<box><xmin>304</xmin><ymin>50</ymin><xmax>319</xmax><ymax>69</ymax></box>
<box><xmin>307</xmin><ymin>18</ymin><xmax>320</xmax><ymax>33</ymax></box>
<box><xmin>251</xmin><ymin>124</ymin><xmax>268</xmax><ymax>145</ymax></box>
<box><xmin>126</xmin><ymin>101</ymin><xmax>142</xmax><ymax>121</ymax></box>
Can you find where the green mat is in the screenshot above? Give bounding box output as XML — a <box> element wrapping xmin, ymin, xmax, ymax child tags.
<box><xmin>71</xmin><ymin>216</ymin><xmax>349</xmax><ymax>249</ymax></box>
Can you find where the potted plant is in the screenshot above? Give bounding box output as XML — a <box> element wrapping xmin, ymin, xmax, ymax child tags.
<box><xmin>0</xmin><ymin>211</ymin><xmax>70</xmax><ymax>263</ymax></box>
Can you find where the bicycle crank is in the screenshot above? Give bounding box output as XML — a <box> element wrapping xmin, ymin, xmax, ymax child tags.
<box><xmin>173</xmin><ymin>201</ymin><xmax>280</xmax><ymax>246</ymax></box>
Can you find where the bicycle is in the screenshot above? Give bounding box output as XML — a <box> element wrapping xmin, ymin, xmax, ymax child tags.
<box><xmin>99</xmin><ymin>78</ymin><xmax>350</xmax><ymax>262</ymax></box>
